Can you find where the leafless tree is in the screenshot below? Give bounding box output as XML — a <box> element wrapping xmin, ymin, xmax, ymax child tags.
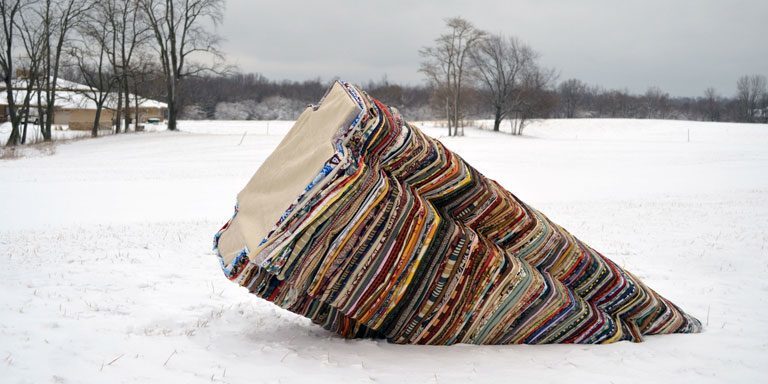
<box><xmin>1</xmin><ymin>0</ymin><xmax>27</xmax><ymax>146</ymax></box>
<box><xmin>703</xmin><ymin>87</ymin><xmax>720</xmax><ymax>122</ymax></box>
<box><xmin>38</xmin><ymin>0</ymin><xmax>91</xmax><ymax>141</ymax></box>
<box><xmin>140</xmin><ymin>0</ymin><xmax>226</xmax><ymax>131</ymax></box>
<box><xmin>99</xmin><ymin>0</ymin><xmax>151</xmax><ymax>133</ymax></box>
<box><xmin>736</xmin><ymin>74</ymin><xmax>767</xmax><ymax>122</ymax></box>
<box><xmin>469</xmin><ymin>34</ymin><xmax>534</xmax><ymax>132</ymax></box>
<box><xmin>419</xmin><ymin>17</ymin><xmax>485</xmax><ymax>136</ymax></box>
<box><xmin>508</xmin><ymin>65</ymin><xmax>557</xmax><ymax>135</ymax></box>
<box><xmin>466</xmin><ymin>31</ymin><xmax>555</xmax><ymax>136</ymax></box>
<box><xmin>16</xmin><ymin>2</ymin><xmax>47</xmax><ymax>144</ymax></box>
<box><xmin>126</xmin><ymin>52</ymin><xmax>159</xmax><ymax>128</ymax></box>
<box><xmin>71</xmin><ymin>6</ymin><xmax>119</xmax><ymax>137</ymax></box>
<box><xmin>643</xmin><ymin>86</ymin><xmax>670</xmax><ymax>119</ymax></box>
<box><xmin>557</xmin><ymin>78</ymin><xmax>587</xmax><ymax>118</ymax></box>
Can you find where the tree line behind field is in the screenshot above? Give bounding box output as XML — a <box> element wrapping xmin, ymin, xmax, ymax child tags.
<box><xmin>178</xmin><ymin>71</ymin><xmax>768</xmax><ymax>128</ymax></box>
<box><xmin>2</xmin><ymin>3</ymin><xmax>765</xmax><ymax>148</ymax></box>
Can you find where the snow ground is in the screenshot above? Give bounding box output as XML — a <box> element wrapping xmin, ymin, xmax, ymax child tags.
<box><xmin>0</xmin><ymin>122</ymin><xmax>167</xmax><ymax>158</ymax></box>
<box><xmin>1</xmin><ymin>118</ymin><xmax>767</xmax><ymax>383</ymax></box>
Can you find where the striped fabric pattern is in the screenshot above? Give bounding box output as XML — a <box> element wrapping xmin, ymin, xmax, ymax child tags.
<box><xmin>214</xmin><ymin>81</ymin><xmax>702</xmax><ymax>344</ymax></box>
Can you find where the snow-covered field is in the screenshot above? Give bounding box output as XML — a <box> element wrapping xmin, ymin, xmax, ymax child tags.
<box><xmin>1</xmin><ymin>118</ymin><xmax>767</xmax><ymax>383</ymax></box>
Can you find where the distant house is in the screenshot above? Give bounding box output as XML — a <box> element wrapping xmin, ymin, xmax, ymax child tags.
<box><xmin>0</xmin><ymin>78</ymin><xmax>167</xmax><ymax>130</ymax></box>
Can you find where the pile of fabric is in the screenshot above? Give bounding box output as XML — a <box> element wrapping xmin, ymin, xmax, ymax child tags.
<box><xmin>214</xmin><ymin>81</ymin><xmax>701</xmax><ymax>344</ymax></box>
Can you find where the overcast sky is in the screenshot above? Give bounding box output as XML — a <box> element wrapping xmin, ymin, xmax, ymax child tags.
<box><xmin>219</xmin><ymin>0</ymin><xmax>767</xmax><ymax>97</ymax></box>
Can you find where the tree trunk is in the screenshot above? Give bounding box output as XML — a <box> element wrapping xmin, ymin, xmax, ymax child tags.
<box><xmin>493</xmin><ymin>107</ymin><xmax>502</xmax><ymax>132</ymax></box>
<box><xmin>21</xmin><ymin>118</ymin><xmax>28</xmax><ymax>144</ymax></box>
<box><xmin>167</xmin><ymin>76</ymin><xmax>178</xmax><ymax>131</ymax></box>
<box><xmin>518</xmin><ymin>114</ymin><xmax>528</xmax><ymax>136</ymax></box>
<box><xmin>43</xmin><ymin>58</ymin><xmax>64</xmax><ymax>142</ymax></box>
<box><xmin>114</xmin><ymin>82</ymin><xmax>122</xmax><ymax>133</ymax></box>
<box><xmin>36</xmin><ymin>91</ymin><xmax>45</xmax><ymax>139</ymax></box>
<box><xmin>92</xmin><ymin>104</ymin><xmax>103</xmax><ymax>137</ymax></box>
<box><xmin>5</xmin><ymin>126</ymin><xmax>19</xmax><ymax>146</ymax></box>
<box><xmin>42</xmin><ymin>96</ymin><xmax>56</xmax><ymax>140</ymax></box>
<box><xmin>42</xmin><ymin>101</ymin><xmax>54</xmax><ymax>141</ymax></box>
<box><xmin>444</xmin><ymin>99</ymin><xmax>452</xmax><ymax>136</ymax></box>
<box><xmin>453</xmin><ymin>93</ymin><xmax>459</xmax><ymax>136</ymax></box>
<box><xmin>123</xmin><ymin>80</ymin><xmax>130</xmax><ymax>132</ymax></box>
<box><xmin>167</xmin><ymin>96</ymin><xmax>177</xmax><ymax>131</ymax></box>
<box><xmin>134</xmin><ymin>92</ymin><xmax>140</xmax><ymax>128</ymax></box>
<box><xmin>4</xmin><ymin>82</ymin><xmax>20</xmax><ymax>146</ymax></box>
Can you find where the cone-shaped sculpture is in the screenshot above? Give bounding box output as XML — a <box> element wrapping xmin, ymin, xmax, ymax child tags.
<box><xmin>214</xmin><ymin>81</ymin><xmax>701</xmax><ymax>344</ymax></box>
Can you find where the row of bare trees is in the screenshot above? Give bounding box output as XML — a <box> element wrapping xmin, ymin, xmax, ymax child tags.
<box><xmin>2</xmin><ymin>0</ymin><xmax>225</xmax><ymax>146</ymax></box>
<box><xmin>70</xmin><ymin>0</ymin><xmax>153</xmax><ymax>138</ymax></box>
<box><xmin>176</xmin><ymin>74</ymin><xmax>437</xmax><ymax>123</ymax></box>
<box><xmin>174</xmin><ymin>68</ymin><xmax>767</xmax><ymax>127</ymax></box>
<box><xmin>556</xmin><ymin>82</ymin><xmax>676</xmax><ymax>120</ymax></box>
<box><xmin>417</xmin><ymin>17</ymin><xmax>767</xmax><ymax>135</ymax></box>
<box><xmin>1</xmin><ymin>0</ymin><xmax>87</xmax><ymax>145</ymax></box>
<box><xmin>554</xmin><ymin>75</ymin><xmax>768</xmax><ymax>123</ymax></box>
<box><xmin>419</xmin><ymin>17</ymin><xmax>556</xmax><ymax>136</ymax></box>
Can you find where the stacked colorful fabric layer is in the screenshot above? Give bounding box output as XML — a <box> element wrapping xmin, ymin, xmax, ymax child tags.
<box><xmin>214</xmin><ymin>81</ymin><xmax>701</xmax><ymax>344</ymax></box>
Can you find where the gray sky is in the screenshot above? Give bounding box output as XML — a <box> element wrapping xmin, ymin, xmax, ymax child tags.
<box><xmin>219</xmin><ymin>0</ymin><xmax>767</xmax><ymax>97</ymax></box>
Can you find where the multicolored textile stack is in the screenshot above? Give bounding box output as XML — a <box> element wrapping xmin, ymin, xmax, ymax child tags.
<box><xmin>214</xmin><ymin>81</ymin><xmax>701</xmax><ymax>344</ymax></box>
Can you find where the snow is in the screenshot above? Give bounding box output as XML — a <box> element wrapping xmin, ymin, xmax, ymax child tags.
<box><xmin>0</xmin><ymin>89</ymin><xmax>168</xmax><ymax>110</ymax></box>
<box><xmin>2</xmin><ymin>78</ymin><xmax>92</xmax><ymax>92</ymax></box>
<box><xmin>1</xmin><ymin>118</ymin><xmax>767</xmax><ymax>383</ymax></box>
<box><xmin>0</xmin><ymin>122</ymin><xmax>166</xmax><ymax>151</ymax></box>
<box><xmin>0</xmin><ymin>77</ymin><xmax>167</xmax><ymax>110</ymax></box>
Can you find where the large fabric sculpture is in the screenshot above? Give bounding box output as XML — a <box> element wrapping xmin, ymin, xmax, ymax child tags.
<box><xmin>214</xmin><ymin>81</ymin><xmax>701</xmax><ymax>345</ymax></box>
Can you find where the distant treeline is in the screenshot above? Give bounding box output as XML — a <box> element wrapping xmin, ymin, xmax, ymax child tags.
<box><xmin>177</xmin><ymin>74</ymin><xmax>435</xmax><ymax>121</ymax></box>
<box><xmin>177</xmin><ymin>72</ymin><xmax>768</xmax><ymax>125</ymax></box>
<box><xmin>553</xmin><ymin>77</ymin><xmax>768</xmax><ymax>123</ymax></box>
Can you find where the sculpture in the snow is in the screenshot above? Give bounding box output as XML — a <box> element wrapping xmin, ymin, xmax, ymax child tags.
<box><xmin>214</xmin><ymin>81</ymin><xmax>702</xmax><ymax>344</ymax></box>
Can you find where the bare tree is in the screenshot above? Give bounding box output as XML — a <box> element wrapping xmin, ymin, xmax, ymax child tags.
<box><xmin>72</xmin><ymin>5</ymin><xmax>118</xmax><ymax>137</ymax></box>
<box><xmin>419</xmin><ymin>16</ymin><xmax>485</xmax><ymax>136</ymax></box>
<box><xmin>736</xmin><ymin>76</ymin><xmax>750</xmax><ymax>121</ymax></box>
<box><xmin>1</xmin><ymin>0</ymin><xmax>26</xmax><ymax>146</ymax></box>
<box><xmin>558</xmin><ymin>78</ymin><xmax>587</xmax><ymax>118</ymax></box>
<box><xmin>703</xmin><ymin>87</ymin><xmax>720</xmax><ymax>122</ymax></box>
<box><xmin>467</xmin><ymin>31</ymin><xmax>555</xmax><ymax>136</ymax></box>
<box><xmin>469</xmin><ymin>34</ymin><xmax>534</xmax><ymax>132</ymax></box>
<box><xmin>736</xmin><ymin>74</ymin><xmax>767</xmax><ymax>122</ymax></box>
<box><xmin>39</xmin><ymin>0</ymin><xmax>91</xmax><ymax>141</ymax></box>
<box><xmin>509</xmin><ymin>65</ymin><xmax>557</xmax><ymax>135</ymax></box>
<box><xmin>16</xmin><ymin>2</ymin><xmax>47</xmax><ymax>144</ymax></box>
<box><xmin>643</xmin><ymin>86</ymin><xmax>670</xmax><ymax>119</ymax></box>
<box><xmin>127</xmin><ymin>52</ymin><xmax>157</xmax><ymax>129</ymax></box>
<box><xmin>140</xmin><ymin>0</ymin><xmax>225</xmax><ymax>131</ymax></box>
<box><xmin>103</xmin><ymin>0</ymin><xmax>151</xmax><ymax>133</ymax></box>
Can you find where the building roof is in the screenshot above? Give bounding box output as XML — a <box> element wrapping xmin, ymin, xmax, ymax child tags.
<box><xmin>0</xmin><ymin>78</ymin><xmax>167</xmax><ymax>110</ymax></box>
